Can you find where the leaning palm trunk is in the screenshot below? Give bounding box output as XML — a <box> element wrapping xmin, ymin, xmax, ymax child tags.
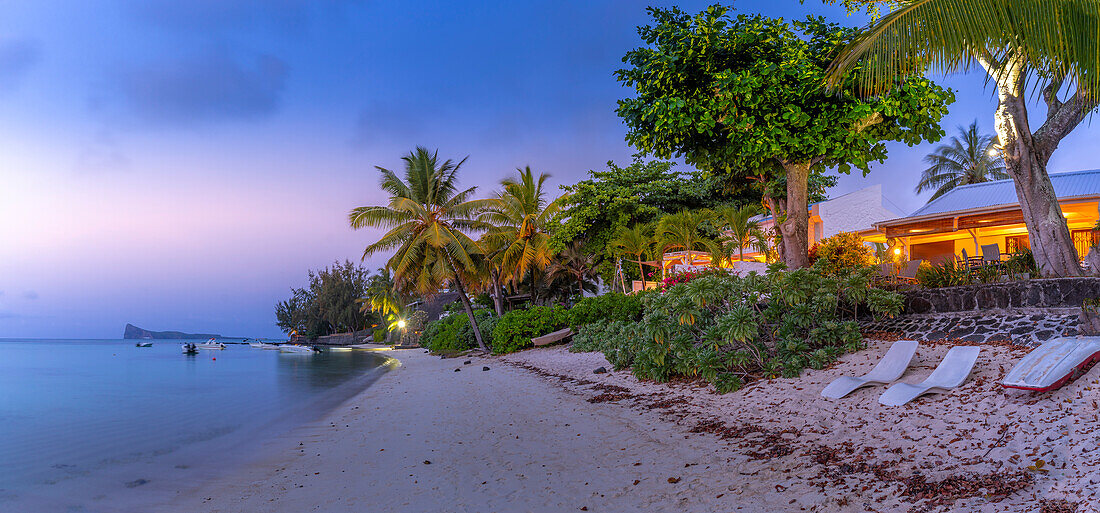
<box><xmin>490</xmin><ymin>269</ymin><xmax>505</xmax><ymax>317</ymax></box>
<box><xmin>979</xmin><ymin>50</ymin><xmax>1092</xmax><ymax>277</ymax></box>
<box><xmin>445</xmin><ymin>256</ymin><xmax>488</xmax><ymax>351</ymax></box>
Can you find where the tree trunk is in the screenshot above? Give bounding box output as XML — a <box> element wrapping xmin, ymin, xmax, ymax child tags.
<box><xmin>778</xmin><ymin>160</ymin><xmax>811</xmax><ymax>269</ymax></box>
<box><xmin>637</xmin><ymin>258</ymin><xmax>646</xmax><ymax>291</ymax></box>
<box><xmin>490</xmin><ymin>270</ymin><xmax>504</xmax><ymax>317</ymax></box>
<box><xmin>443</xmin><ymin>257</ymin><xmax>487</xmax><ymax>351</ymax></box>
<box><xmin>764</xmin><ymin>194</ymin><xmax>786</xmax><ymax>264</ymax></box>
<box><xmin>980</xmin><ymin>50</ymin><xmax>1088</xmax><ymax>277</ymax></box>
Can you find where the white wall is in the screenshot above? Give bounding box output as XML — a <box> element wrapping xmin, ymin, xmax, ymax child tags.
<box><xmin>818</xmin><ymin>184</ymin><xmax>904</xmax><ymax>237</ymax></box>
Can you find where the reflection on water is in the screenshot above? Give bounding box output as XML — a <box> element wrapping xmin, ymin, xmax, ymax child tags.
<box><xmin>0</xmin><ymin>339</ymin><xmax>388</xmax><ymax>504</ymax></box>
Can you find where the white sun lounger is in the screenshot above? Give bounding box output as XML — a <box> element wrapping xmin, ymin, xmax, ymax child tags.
<box><xmin>821</xmin><ymin>340</ymin><xmax>919</xmax><ymax>399</ymax></box>
<box><xmin>878</xmin><ymin>346</ymin><xmax>980</xmax><ymax>406</ymax></box>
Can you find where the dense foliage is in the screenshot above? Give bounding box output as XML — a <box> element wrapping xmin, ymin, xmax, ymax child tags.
<box><xmin>275</xmin><ymin>261</ymin><xmax>377</xmax><ymax>338</ymax></box>
<box><xmin>421</xmin><ymin>310</ymin><xmax>498</xmax><ymax>353</ymax></box>
<box><xmin>616</xmin><ymin>6</ymin><xmax>952</xmax><ymax>268</ymax></box>
<box><xmin>491</xmin><ymin>305</ymin><xmax>569</xmax><ymax>354</ymax></box>
<box><xmin>572</xmin><ymin>263</ymin><xmax>902</xmax><ymax>393</ymax></box>
<box><xmin>808</xmin><ymin>232</ymin><xmax>874</xmax><ymax>276</ymax></box>
<box><xmin>566</xmin><ymin>293</ymin><xmax>644</xmax><ymax>327</ymax></box>
<box><xmin>915</xmin><ymin>249</ymin><xmax>1038</xmax><ymax>288</ymax></box>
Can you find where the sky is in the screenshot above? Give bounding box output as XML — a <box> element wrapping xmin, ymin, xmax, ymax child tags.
<box><xmin>2</xmin><ymin>1</ymin><xmax>1099</xmax><ymax>339</ymax></box>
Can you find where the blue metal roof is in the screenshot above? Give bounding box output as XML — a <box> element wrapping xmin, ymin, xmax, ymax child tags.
<box><xmin>908</xmin><ymin>168</ymin><xmax>1100</xmax><ymax>218</ymax></box>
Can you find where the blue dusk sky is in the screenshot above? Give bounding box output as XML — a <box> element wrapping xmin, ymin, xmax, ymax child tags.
<box><xmin>2</xmin><ymin>1</ymin><xmax>1098</xmax><ymax>339</ymax></box>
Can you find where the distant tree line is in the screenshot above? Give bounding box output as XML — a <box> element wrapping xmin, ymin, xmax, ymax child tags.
<box><xmin>275</xmin><ymin>260</ymin><xmax>381</xmax><ymax>339</ymax></box>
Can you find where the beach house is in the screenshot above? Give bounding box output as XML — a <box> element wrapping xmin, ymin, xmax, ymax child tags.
<box><xmin>874</xmin><ymin>169</ymin><xmax>1100</xmax><ymax>264</ymax></box>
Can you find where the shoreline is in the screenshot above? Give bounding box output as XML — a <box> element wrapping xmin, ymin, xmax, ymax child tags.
<box><xmin>160</xmin><ymin>341</ymin><xmax>1095</xmax><ymax>512</ymax></box>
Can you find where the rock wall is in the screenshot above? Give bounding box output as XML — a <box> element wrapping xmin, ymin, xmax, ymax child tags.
<box><xmin>902</xmin><ymin>278</ymin><xmax>1100</xmax><ymax>314</ymax></box>
<box><xmin>315</xmin><ymin>330</ymin><xmax>372</xmax><ymax>346</ymax></box>
<box><xmin>862</xmin><ymin>313</ymin><xmax>1079</xmax><ymax>346</ymax></box>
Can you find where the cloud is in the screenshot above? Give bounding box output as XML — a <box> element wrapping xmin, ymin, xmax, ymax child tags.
<box><xmin>110</xmin><ymin>48</ymin><xmax>287</xmax><ymax>126</ymax></box>
<box><xmin>0</xmin><ymin>38</ymin><xmax>40</xmax><ymax>92</ymax></box>
<box><xmin>22</xmin><ymin>291</ymin><xmax>38</xmax><ymax>300</ymax></box>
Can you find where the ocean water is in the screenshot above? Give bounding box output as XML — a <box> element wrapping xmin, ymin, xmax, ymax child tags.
<box><xmin>0</xmin><ymin>338</ymin><xmax>394</xmax><ymax>512</ymax></box>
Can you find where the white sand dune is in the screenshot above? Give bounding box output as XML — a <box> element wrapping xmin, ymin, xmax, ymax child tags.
<box><xmin>161</xmin><ymin>340</ymin><xmax>1099</xmax><ymax>512</ymax></box>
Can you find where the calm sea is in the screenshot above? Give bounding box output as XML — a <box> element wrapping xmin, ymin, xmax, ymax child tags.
<box><xmin>0</xmin><ymin>338</ymin><xmax>394</xmax><ymax>512</ymax></box>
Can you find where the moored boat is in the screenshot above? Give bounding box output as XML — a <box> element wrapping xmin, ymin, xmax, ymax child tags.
<box><xmin>181</xmin><ymin>343</ymin><xmax>199</xmax><ymax>355</ymax></box>
<box><xmin>279</xmin><ymin>344</ymin><xmax>317</xmax><ymax>354</ymax></box>
<box><xmin>197</xmin><ymin>338</ymin><xmax>225</xmax><ymax>350</ymax></box>
<box><xmin>135</xmin><ymin>342</ymin><xmax>153</xmax><ymax>347</ymax></box>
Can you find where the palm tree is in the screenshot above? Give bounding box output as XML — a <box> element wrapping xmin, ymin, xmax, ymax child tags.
<box><xmin>656</xmin><ymin>211</ymin><xmax>719</xmax><ymax>274</ymax></box>
<box><xmin>357</xmin><ymin>268</ymin><xmax>405</xmax><ymax>341</ymax></box>
<box><xmin>713</xmin><ymin>204</ymin><xmax>766</xmax><ymax>264</ymax></box>
<box><xmin>348</xmin><ymin>147</ymin><xmax>493</xmax><ymax>351</ymax></box>
<box><xmin>916</xmin><ymin>122</ymin><xmax>1009</xmax><ymax>201</ymax></box>
<box><xmin>480</xmin><ymin>167</ymin><xmax>563</xmax><ymax>288</ymax></box>
<box><xmin>609</xmin><ymin>224</ymin><xmax>654</xmax><ymax>291</ymax></box>
<box><xmin>826</xmin><ymin>0</ymin><xmax>1100</xmax><ymax>276</ymax></box>
<box><xmin>544</xmin><ymin>240</ymin><xmax>599</xmax><ymax>300</ymax></box>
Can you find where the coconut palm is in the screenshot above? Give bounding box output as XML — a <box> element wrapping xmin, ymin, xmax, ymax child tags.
<box><xmin>916</xmin><ymin>122</ymin><xmax>1009</xmax><ymax>201</ymax></box>
<box><xmin>543</xmin><ymin>240</ymin><xmax>599</xmax><ymax>299</ymax></box>
<box><xmin>826</xmin><ymin>0</ymin><xmax>1100</xmax><ymax>276</ymax></box>
<box><xmin>656</xmin><ymin>210</ymin><xmax>719</xmax><ymax>270</ymax></box>
<box><xmin>480</xmin><ymin>167</ymin><xmax>564</xmax><ymax>288</ymax></box>
<box><xmin>713</xmin><ymin>204</ymin><xmax>767</xmax><ymax>264</ymax></box>
<box><xmin>348</xmin><ymin>147</ymin><xmax>493</xmax><ymax>351</ymax></box>
<box><xmin>609</xmin><ymin>224</ymin><xmax>654</xmax><ymax>291</ymax></box>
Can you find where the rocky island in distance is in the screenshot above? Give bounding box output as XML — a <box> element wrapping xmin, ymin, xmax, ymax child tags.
<box><xmin>123</xmin><ymin>323</ymin><xmax>222</xmax><ymax>340</ymax></box>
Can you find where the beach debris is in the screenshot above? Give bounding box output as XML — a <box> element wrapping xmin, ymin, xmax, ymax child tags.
<box><xmin>1027</xmin><ymin>459</ymin><xmax>1049</xmax><ymax>472</ymax></box>
<box><xmin>423</xmin><ymin>460</ymin><xmax>431</xmax><ymax>464</ymax></box>
<box><xmin>454</xmin><ymin>368</ymin><xmax>461</xmax><ymax>372</ymax></box>
<box><xmin>125</xmin><ymin>479</ymin><xmax>149</xmax><ymax>488</ymax></box>
<box><xmin>482</xmin><ymin>366</ymin><xmax>490</xmax><ymax>371</ymax></box>
<box><xmin>1038</xmin><ymin>498</ymin><xmax>1079</xmax><ymax>513</ymax></box>
<box><xmin>593</xmin><ymin>366</ymin><xmax>608</xmax><ymax>374</ymax></box>
<box><xmin>464</xmin><ymin>360</ymin><xmax>471</xmax><ymax>365</ymax></box>
<box><xmin>667</xmin><ymin>477</ymin><xmax>681</xmax><ymax>484</ymax></box>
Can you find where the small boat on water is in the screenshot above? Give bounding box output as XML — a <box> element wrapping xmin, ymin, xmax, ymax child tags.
<box><xmin>135</xmin><ymin>342</ymin><xmax>153</xmax><ymax>347</ymax></box>
<box><xmin>181</xmin><ymin>342</ymin><xmax>199</xmax><ymax>355</ymax></box>
<box><xmin>250</xmin><ymin>342</ymin><xmax>280</xmax><ymax>349</ymax></box>
<box><xmin>197</xmin><ymin>338</ymin><xmax>225</xmax><ymax>350</ymax></box>
<box><xmin>279</xmin><ymin>344</ymin><xmax>317</xmax><ymax>354</ymax></box>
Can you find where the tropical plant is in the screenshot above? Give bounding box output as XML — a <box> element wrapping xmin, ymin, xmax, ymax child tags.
<box><xmin>348</xmin><ymin>147</ymin><xmax>494</xmax><ymax>351</ymax></box>
<box><xmin>609</xmin><ymin>224</ymin><xmax>654</xmax><ymax>291</ymax></box>
<box><xmin>571</xmin><ymin>261</ymin><xmax>903</xmax><ymax>392</ymax></box>
<box><xmin>616</xmin><ymin>6</ymin><xmax>952</xmax><ymax>269</ymax></box>
<box><xmin>826</xmin><ymin>0</ymin><xmax>1099</xmax><ymax>277</ymax></box>
<box><xmin>566</xmin><ymin>293</ymin><xmax>645</xmax><ymax>327</ymax></box>
<box><xmin>543</xmin><ymin>240</ymin><xmax>600</xmax><ymax>300</ymax></box>
<box><xmin>713</xmin><ymin>204</ymin><xmax>766</xmax><ymax>264</ymax></box>
<box><xmin>916</xmin><ymin>121</ymin><xmax>1009</xmax><ymax>201</ymax></box>
<box><xmin>808</xmin><ymin>232</ymin><xmax>874</xmax><ymax>276</ymax></box>
<box><xmin>421</xmin><ymin>309</ymin><xmax>497</xmax><ymax>353</ymax></box>
<box><xmin>491</xmin><ymin>305</ymin><xmax>570</xmax><ymax>354</ymax></box>
<box><xmin>656</xmin><ymin>210</ymin><xmax>718</xmax><ymax>259</ymax></box>
<box><xmin>481</xmin><ymin>166</ymin><xmax>564</xmax><ymax>290</ymax></box>
<box><xmin>275</xmin><ymin>261</ymin><xmax>376</xmax><ymax>338</ymax></box>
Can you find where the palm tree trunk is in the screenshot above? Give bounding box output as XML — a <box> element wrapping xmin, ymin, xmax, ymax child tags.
<box><xmin>490</xmin><ymin>269</ymin><xmax>504</xmax><ymax>317</ymax></box>
<box><xmin>443</xmin><ymin>257</ymin><xmax>488</xmax><ymax>351</ymax></box>
<box><xmin>637</xmin><ymin>257</ymin><xmax>646</xmax><ymax>291</ymax></box>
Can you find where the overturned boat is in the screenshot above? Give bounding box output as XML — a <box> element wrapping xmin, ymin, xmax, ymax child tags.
<box><xmin>1002</xmin><ymin>337</ymin><xmax>1100</xmax><ymax>392</ymax></box>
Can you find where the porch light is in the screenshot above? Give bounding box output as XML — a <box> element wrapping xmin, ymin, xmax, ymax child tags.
<box><xmin>893</xmin><ymin>248</ymin><xmax>901</xmax><ymax>256</ymax></box>
<box><xmin>397</xmin><ymin>320</ymin><xmax>407</xmax><ymax>329</ymax></box>
<box><xmin>988</xmin><ymin>147</ymin><xmax>999</xmax><ymax>156</ymax></box>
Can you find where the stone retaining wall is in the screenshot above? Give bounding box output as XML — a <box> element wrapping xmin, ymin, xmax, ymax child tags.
<box><xmin>862</xmin><ymin>313</ymin><xmax>1078</xmax><ymax>347</ymax></box>
<box><xmin>315</xmin><ymin>330</ymin><xmax>372</xmax><ymax>345</ymax></box>
<box><xmin>902</xmin><ymin>277</ymin><xmax>1100</xmax><ymax>314</ymax></box>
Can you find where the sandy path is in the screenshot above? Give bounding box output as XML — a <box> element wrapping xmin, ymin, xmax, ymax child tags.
<box><xmin>159</xmin><ymin>349</ymin><xmax>768</xmax><ymax>513</ymax></box>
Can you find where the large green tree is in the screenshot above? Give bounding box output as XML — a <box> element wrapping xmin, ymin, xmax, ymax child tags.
<box><xmin>275</xmin><ymin>261</ymin><xmax>376</xmax><ymax>338</ymax></box>
<box><xmin>552</xmin><ymin>157</ymin><xmax>749</xmax><ymax>283</ymax></box>
<box><xmin>826</xmin><ymin>0</ymin><xmax>1100</xmax><ymax>276</ymax></box>
<box><xmin>348</xmin><ymin>147</ymin><xmax>493</xmax><ymax>351</ymax></box>
<box><xmin>616</xmin><ymin>7</ymin><xmax>953</xmax><ymax>268</ymax></box>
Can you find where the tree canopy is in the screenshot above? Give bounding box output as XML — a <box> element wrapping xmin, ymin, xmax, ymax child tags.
<box><xmin>616</xmin><ymin>6</ymin><xmax>953</xmax><ymax>267</ymax></box>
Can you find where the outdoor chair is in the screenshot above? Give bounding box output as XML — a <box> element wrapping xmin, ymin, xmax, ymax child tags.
<box><xmin>896</xmin><ymin>260</ymin><xmax>921</xmax><ymax>284</ymax></box>
<box><xmin>873</xmin><ymin>263</ymin><xmax>894</xmax><ymax>284</ymax></box>
<box><xmin>981</xmin><ymin>243</ymin><xmax>1004</xmax><ymax>271</ymax></box>
<box><xmin>878</xmin><ymin>346</ymin><xmax>981</xmax><ymax>406</ymax></box>
<box><xmin>821</xmin><ymin>340</ymin><xmax>919</xmax><ymax>399</ymax></box>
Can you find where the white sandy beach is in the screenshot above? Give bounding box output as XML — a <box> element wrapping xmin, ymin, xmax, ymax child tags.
<box><xmin>160</xmin><ymin>340</ymin><xmax>1099</xmax><ymax>512</ymax></box>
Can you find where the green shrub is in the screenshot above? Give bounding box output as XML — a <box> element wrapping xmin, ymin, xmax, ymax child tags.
<box><xmin>420</xmin><ymin>310</ymin><xmax>496</xmax><ymax>352</ymax></box>
<box><xmin>808</xmin><ymin>232</ymin><xmax>873</xmax><ymax>276</ymax></box>
<box><xmin>491</xmin><ymin>305</ymin><xmax>569</xmax><ymax>354</ymax></box>
<box><xmin>578</xmin><ymin>262</ymin><xmax>901</xmax><ymax>393</ymax></box>
<box><xmin>566</xmin><ymin>293</ymin><xmax>644</xmax><ymax>327</ymax></box>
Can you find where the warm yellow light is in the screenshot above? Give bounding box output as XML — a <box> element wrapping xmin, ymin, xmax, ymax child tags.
<box><xmin>397</xmin><ymin>320</ymin><xmax>407</xmax><ymax>329</ymax></box>
<box><xmin>988</xmin><ymin>147</ymin><xmax>999</xmax><ymax>156</ymax></box>
<box><xmin>893</xmin><ymin>248</ymin><xmax>902</xmax><ymax>256</ymax></box>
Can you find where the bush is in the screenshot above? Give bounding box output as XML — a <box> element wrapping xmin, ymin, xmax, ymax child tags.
<box><xmin>566</xmin><ymin>293</ymin><xmax>644</xmax><ymax>327</ymax></box>
<box><xmin>420</xmin><ymin>310</ymin><xmax>496</xmax><ymax>352</ymax></box>
<box><xmin>809</xmin><ymin>232</ymin><xmax>873</xmax><ymax>276</ymax></box>
<box><xmin>579</xmin><ymin>261</ymin><xmax>901</xmax><ymax>393</ymax></box>
<box><xmin>491</xmin><ymin>305</ymin><xmax>569</xmax><ymax>354</ymax></box>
